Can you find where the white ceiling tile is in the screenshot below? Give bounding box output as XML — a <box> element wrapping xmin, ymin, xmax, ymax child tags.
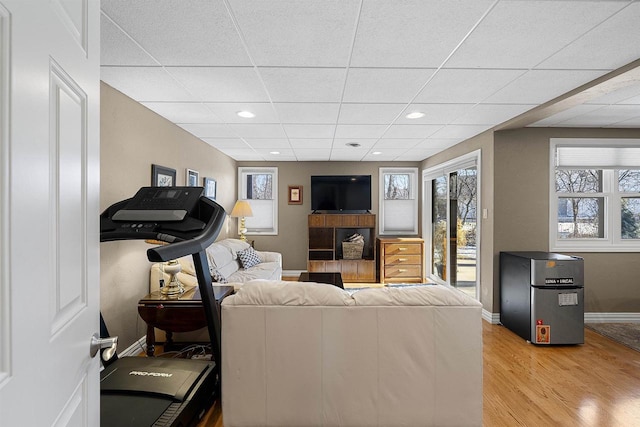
<box><xmin>168</xmin><ymin>67</ymin><xmax>270</xmax><ymax>102</ymax></box>
<box><xmin>607</xmin><ymin>116</ymin><xmax>640</xmax><ymax>127</ymax></box>
<box><xmin>332</xmin><ymin>138</ymin><xmax>378</xmax><ymax>149</ymax></box>
<box><xmin>373</xmin><ymin>139</ymin><xmax>422</xmax><ymax>149</ymax></box>
<box><xmin>343</xmin><ymin>68</ymin><xmax>436</xmax><ymax>103</ymax></box>
<box><xmin>452</xmin><ymin>104</ymin><xmax>536</xmax><ymax>125</ymax></box>
<box><xmin>330</xmin><ymin>149</ymin><xmax>367</xmax><ymax>161</ymax></box>
<box><xmin>227</xmin><ymin>124</ymin><xmax>286</xmax><ymax>139</ymax></box>
<box><xmin>289</xmin><ymin>139</ymin><xmax>334</xmax><ymax>148</ymax></box>
<box><xmin>363</xmin><ymin>150</ymin><xmax>408</xmax><ymax>161</ymax></box>
<box><xmin>384</xmin><ymin>125</ymin><xmax>441</xmax><ymax>139</ymax></box>
<box><xmin>585</xmin><ymin>83</ymin><xmax>640</xmax><ymax>106</ymax></box>
<box><xmin>539</xmin><ymin>3</ymin><xmax>640</xmax><ymax>70</ymax></box>
<box><xmin>202</xmin><ymin>138</ymin><xmax>248</xmax><ymax>149</ymax></box>
<box><xmin>259</xmin><ymin>67</ymin><xmax>346</xmax><ymax>102</ymax></box>
<box><xmin>179</xmin><ymin>123</ymin><xmax>238</xmax><ymax>138</ymax></box>
<box><xmin>335</xmin><ymin>124</ymin><xmax>388</xmax><ymax>139</ymax></box>
<box><xmin>394</xmin><ymin>148</ymin><xmax>444</xmax><ymax>161</ymax></box>
<box><xmin>446</xmin><ymin>1</ymin><xmax>627</xmax><ymax>69</ymax></box>
<box><xmin>429</xmin><ymin>125</ymin><xmax>491</xmax><ymax>139</ymax></box>
<box><xmin>557</xmin><ymin>105</ymin><xmax>640</xmax><ymax>127</ymax></box>
<box><xmin>101</xmin><ymin>13</ymin><xmax>157</xmax><ymax>66</ymax></box>
<box><xmin>415</xmin><ymin>69</ymin><xmax>526</xmax><ymax>104</ymax></box>
<box><xmin>101</xmin><ymin>0</ymin><xmax>252</xmax><ymax>66</ymax></box>
<box><xmin>243</xmin><ymin>139</ymin><xmax>292</xmax><ymax>149</ymax></box>
<box><xmin>216</xmin><ymin>148</ymin><xmax>262</xmax><ymax>160</ymax></box>
<box><xmin>101</xmin><ymin>67</ymin><xmax>195</xmax><ymax>102</ymax></box>
<box><xmin>283</xmin><ymin>124</ymin><xmax>336</xmax><ymax>139</ymax></box>
<box><xmin>254</xmin><ymin>148</ymin><xmax>295</xmax><ymax>157</ymax></box>
<box><xmin>338</xmin><ymin>104</ymin><xmax>406</xmax><ymax>124</ymax></box>
<box><xmin>485</xmin><ymin>69</ymin><xmax>606</xmax><ymax>104</ymax></box>
<box><xmin>274</xmin><ymin>103</ymin><xmax>340</xmax><ymax>124</ymax></box>
<box><xmin>415</xmin><ymin>138</ymin><xmax>464</xmax><ymax>149</ymax></box>
<box><xmin>294</xmin><ymin>149</ymin><xmax>332</xmax><ymax>161</ymax></box>
<box><xmin>397</xmin><ymin>104</ymin><xmax>474</xmax><ymax>125</ymax></box>
<box><xmin>141</xmin><ymin>102</ymin><xmax>222</xmax><ymax>123</ymax></box>
<box><xmin>528</xmin><ymin>104</ymin><xmax>604</xmax><ymax>127</ymax></box>
<box><xmin>204</xmin><ymin>103</ymin><xmax>279</xmax><ymax>123</ymax></box>
<box><xmin>351</xmin><ymin>0</ymin><xmax>495</xmax><ymax>68</ymax></box>
<box><xmin>228</xmin><ymin>0</ymin><xmax>360</xmax><ymax>67</ymax></box>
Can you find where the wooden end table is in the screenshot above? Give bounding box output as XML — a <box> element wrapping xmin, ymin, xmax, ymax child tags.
<box><xmin>137</xmin><ymin>285</ymin><xmax>234</xmax><ymax>357</ymax></box>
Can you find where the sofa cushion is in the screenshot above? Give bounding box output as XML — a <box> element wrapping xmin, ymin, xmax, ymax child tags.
<box><xmin>228</xmin><ymin>262</ymin><xmax>281</xmax><ymax>283</ymax></box>
<box><xmin>224</xmin><ymin>280</ymin><xmax>354</xmax><ymax>306</ymax></box>
<box><xmin>352</xmin><ymin>284</ymin><xmax>482</xmax><ymax>307</ymax></box>
<box><xmin>237</xmin><ymin>247</ymin><xmax>261</xmax><ymax>269</ymax></box>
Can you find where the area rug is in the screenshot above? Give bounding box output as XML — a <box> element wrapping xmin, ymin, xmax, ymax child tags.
<box><xmin>585</xmin><ymin>323</ymin><xmax>640</xmax><ymax>352</ymax></box>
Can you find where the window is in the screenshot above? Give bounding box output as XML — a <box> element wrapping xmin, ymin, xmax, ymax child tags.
<box><xmin>238</xmin><ymin>167</ymin><xmax>278</xmax><ymax>235</ymax></box>
<box><xmin>550</xmin><ymin>139</ymin><xmax>640</xmax><ymax>251</ymax></box>
<box><xmin>379</xmin><ymin>167</ymin><xmax>418</xmax><ymax>235</ymax></box>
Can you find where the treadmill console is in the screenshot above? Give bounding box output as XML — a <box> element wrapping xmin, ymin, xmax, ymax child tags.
<box><xmin>112</xmin><ymin>187</ymin><xmax>203</xmax><ymax>222</ymax></box>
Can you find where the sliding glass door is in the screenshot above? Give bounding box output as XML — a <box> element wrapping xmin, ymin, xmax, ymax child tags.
<box><xmin>424</xmin><ymin>153</ymin><xmax>479</xmax><ymax>299</ymax></box>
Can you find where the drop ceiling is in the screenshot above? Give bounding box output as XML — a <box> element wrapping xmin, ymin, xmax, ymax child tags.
<box><xmin>100</xmin><ymin>0</ymin><xmax>640</xmax><ymax>162</ymax></box>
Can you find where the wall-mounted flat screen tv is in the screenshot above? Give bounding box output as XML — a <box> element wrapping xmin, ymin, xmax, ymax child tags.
<box><xmin>311</xmin><ymin>175</ymin><xmax>372</xmax><ymax>212</ymax></box>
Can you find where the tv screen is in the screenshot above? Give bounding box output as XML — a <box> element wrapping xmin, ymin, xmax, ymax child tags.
<box><xmin>311</xmin><ymin>175</ymin><xmax>371</xmax><ymax>212</ymax></box>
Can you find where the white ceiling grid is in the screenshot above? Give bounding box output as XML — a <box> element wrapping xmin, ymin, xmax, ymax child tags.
<box><xmin>100</xmin><ymin>0</ymin><xmax>640</xmax><ymax>162</ymax></box>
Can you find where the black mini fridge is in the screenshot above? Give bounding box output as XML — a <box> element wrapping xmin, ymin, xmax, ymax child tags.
<box><xmin>500</xmin><ymin>251</ymin><xmax>584</xmax><ymax>345</ymax></box>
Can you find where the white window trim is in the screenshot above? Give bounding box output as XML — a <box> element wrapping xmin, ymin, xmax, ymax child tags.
<box><xmin>237</xmin><ymin>166</ymin><xmax>278</xmax><ymax>236</ymax></box>
<box><xmin>550</xmin><ymin>139</ymin><xmax>640</xmax><ymax>252</ymax></box>
<box><xmin>379</xmin><ymin>167</ymin><xmax>418</xmax><ymax>236</ymax></box>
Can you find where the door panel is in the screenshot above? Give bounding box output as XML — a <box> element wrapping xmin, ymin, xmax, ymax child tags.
<box><xmin>0</xmin><ymin>1</ymin><xmax>100</xmax><ymax>425</ymax></box>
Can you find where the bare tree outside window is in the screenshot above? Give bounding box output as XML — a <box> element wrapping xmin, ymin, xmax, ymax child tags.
<box><xmin>384</xmin><ymin>174</ymin><xmax>410</xmax><ymax>199</ymax></box>
<box><xmin>246</xmin><ymin>173</ymin><xmax>273</xmax><ymax>200</ymax></box>
<box><xmin>556</xmin><ymin>170</ymin><xmax>603</xmax><ymax>239</ymax></box>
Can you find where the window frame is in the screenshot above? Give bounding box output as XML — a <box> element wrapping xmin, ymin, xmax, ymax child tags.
<box><xmin>550</xmin><ymin>139</ymin><xmax>640</xmax><ymax>252</ymax></box>
<box><xmin>378</xmin><ymin>167</ymin><xmax>418</xmax><ymax>236</ymax></box>
<box><xmin>237</xmin><ymin>166</ymin><xmax>278</xmax><ymax>236</ymax></box>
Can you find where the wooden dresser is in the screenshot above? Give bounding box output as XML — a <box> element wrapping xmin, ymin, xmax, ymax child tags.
<box><xmin>377</xmin><ymin>237</ymin><xmax>425</xmax><ymax>284</ymax></box>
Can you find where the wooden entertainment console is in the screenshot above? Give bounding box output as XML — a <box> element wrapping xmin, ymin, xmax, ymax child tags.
<box><xmin>307</xmin><ymin>213</ymin><xmax>376</xmax><ymax>282</ymax></box>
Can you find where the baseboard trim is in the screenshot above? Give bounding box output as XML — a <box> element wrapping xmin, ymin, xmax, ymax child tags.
<box><xmin>484</xmin><ymin>311</ymin><xmax>640</xmax><ymax>325</ymax></box>
<box><xmin>584</xmin><ymin>312</ymin><xmax>640</xmax><ymax>323</ymax></box>
<box><xmin>119</xmin><ymin>336</ymin><xmax>146</xmax><ymax>357</ymax></box>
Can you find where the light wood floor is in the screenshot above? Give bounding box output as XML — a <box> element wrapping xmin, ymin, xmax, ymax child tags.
<box><xmin>198</xmin><ymin>321</ymin><xmax>640</xmax><ymax>426</ymax></box>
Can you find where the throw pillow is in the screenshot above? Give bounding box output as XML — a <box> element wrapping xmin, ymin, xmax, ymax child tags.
<box><xmin>237</xmin><ymin>247</ymin><xmax>261</xmax><ymax>269</ymax></box>
<box><xmin>210</xmin><ymin>266</ymin><xmax>228</xmax><ymax>284</ymax></box>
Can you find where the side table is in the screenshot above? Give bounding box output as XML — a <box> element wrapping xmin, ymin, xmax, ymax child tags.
<box><xmin>137</xmin><ymin>285</ymin><xmax>234</xmax><ymax>357</ymax></box>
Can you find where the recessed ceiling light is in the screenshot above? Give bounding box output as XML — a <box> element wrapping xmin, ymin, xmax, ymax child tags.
<box><xmin>346</xmin><ymin>142</ymin><xmax>361</xmax><ymax>148</ymax></box>
<box><xmin>372</xmin><ymin>151</ymin><xmax>382</xmax><ymax>155</ymax></box>
<box><xmin>237</xmin><ymin>110</ymin><xmax>255</xmax><ymax>118</ymax></box>
<box><xmin>405</xmin><ymin>111</ymin><xmax>425</xmax><ymax>119</ymax></box>
<box><xmin>269</xmin><ymin>151</ymin><xmax>280</xmax><ymax>155</ymax></box>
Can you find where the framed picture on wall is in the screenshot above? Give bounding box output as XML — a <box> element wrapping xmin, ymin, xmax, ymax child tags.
<box><xmin>203</xmin><ymin>177</ymin><xmax>217</xmax><ymax>200</ymax></box>
<box><xmin>288</xmin><ymin>185</ymin><xmax>302</xmax><ymax>205</ymax></box>
<box><xmin>151</xmin><ymin>164</ymin><xmax>176</xmax><ymax>187</ymax></box>
<box><xmin>186</xmin><ymin>169</ymin><xmax>199</xmax><ymax>186</ymax></box>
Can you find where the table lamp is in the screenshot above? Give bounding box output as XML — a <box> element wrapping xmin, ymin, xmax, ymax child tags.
<box><xmin>146</xmin><ymin>239</ymin><xmax>185</xmax><ymax>296</ymax></box>
<box><xmin>230</xmin><ymin>200</ymin><xmax>253</xmax><ymax>241</ymax></box>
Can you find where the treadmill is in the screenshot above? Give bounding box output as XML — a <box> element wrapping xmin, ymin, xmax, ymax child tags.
<box><xmin>99</xmin><ymin>186</ymin><xmax>226</xmax><ymax>427</ymax></box>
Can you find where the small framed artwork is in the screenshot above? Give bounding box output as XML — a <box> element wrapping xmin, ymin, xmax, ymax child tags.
<box><xmin>288</xmin><ymin>185</ymin><xmax>303</xmax><ymax>205</ymax></box>
<box><xmin>186</xmin><ymin>169</ymin><xmax>199</xmax><ymax>186</ymax></box>
<box><xmin>203</xmin><ymin>177</ymin><xmax>217</xmax><ymax>200</ymax></box>
<box><xmin>151</xmin><ymin>164</ymin><xmax>176</xmax><ymax>187</ymax></box>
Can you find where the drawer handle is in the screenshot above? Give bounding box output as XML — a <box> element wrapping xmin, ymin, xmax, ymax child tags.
<box><xmin>398</xmin><ymin>247</ymin><xmax>408</xmax><ymax>251</ymax></box>
<box><xmin>398</xmin><ymin>269</ymin><xmax>407</xmax><ymax>272</ymax></box>
<box><xmin>398</xmin><ymin>258</ymin><xmax>407</xmax><ymax>262</ymax></box>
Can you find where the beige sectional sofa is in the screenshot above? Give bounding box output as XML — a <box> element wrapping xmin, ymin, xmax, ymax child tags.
<box><xmin>149</xmin><ymin>238</ymin><xmax>282</xmax><ymax>292</ymax></box>
<box><xmin>221</xmin><ymin>280</ymin><xmax>483</xmax><ymax>427</ymax></box>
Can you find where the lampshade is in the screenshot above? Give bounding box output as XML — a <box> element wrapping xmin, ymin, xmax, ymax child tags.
<box><xmin>230</xmin><ymin>200</ymin><xmax>253</xmax><ymax>218</ymax></box>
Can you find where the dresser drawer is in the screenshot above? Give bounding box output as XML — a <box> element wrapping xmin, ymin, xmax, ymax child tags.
<box><xmin>383</xmin><ymin>243</ymin><xmax>422</xmax><ymax>256</ymax></box>
<box><xmin>384</xmin><ymin>264</ymin><xmax>422</xmax><ymax>278</ymax></box>
<box><xmin>384</xmin><ymin>254</ymin><xmax>422</xmax><ymax>266</ymax></box>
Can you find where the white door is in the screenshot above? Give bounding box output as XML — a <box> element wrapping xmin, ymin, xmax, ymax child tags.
<box><xmin>0</xmin><ymin>1</ymin><xmax>100</xmax><ymax>425</ymax></box>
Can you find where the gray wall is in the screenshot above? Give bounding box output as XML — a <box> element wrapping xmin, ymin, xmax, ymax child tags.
<box><xmin>100</xmin><ymin>82</ymin><xmax>237</xmax><ymax>349</ymax></box>
<box><xmin>238</xmin><ymin>161</ymin><xmax>421</xmax><ymax>271</ymax></box>
<box><xmin>424</xmin><ymin>126</ymin><xmax>640</xmax><ymax>315</ymax></box>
